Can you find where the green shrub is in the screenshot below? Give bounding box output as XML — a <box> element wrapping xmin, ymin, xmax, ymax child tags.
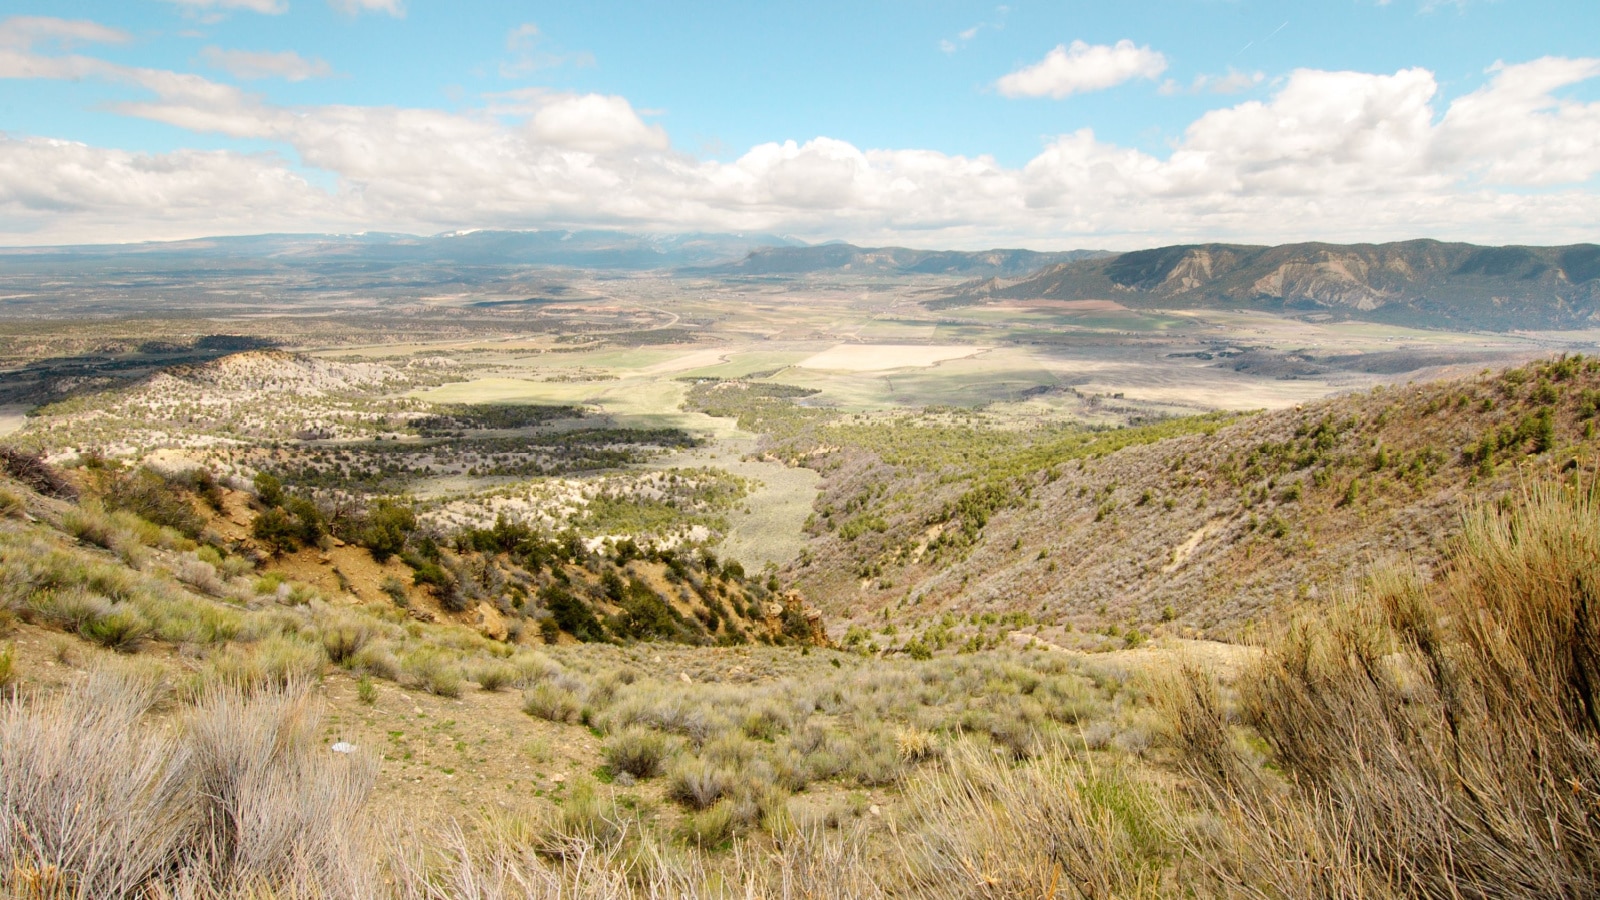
<box><xmin>350</xmin><ymin>642</ymin><xmax>401</xmax><ymax>681</ymax></box>
<box><xmin>379</xmin><ymin>575</ymin><xmax>409</xmax><ymax>606</ymax></box>
<box><xmin>252</xmin><ymin>508</ymin><xmax>301</xmax><ymax>555</ymax></box>
<box><xmin>79</xmin><ymin>605</ymin><xmax>151</xmax><ymax>652</ymax></box>
<box><xmin>677</xmin><ymin>800</ymin><xmax>736</xmax><ymax>848</ymax></box>
<box><xmin>532</xmin><ymin>777</ymin><xmax>628</xmax><ymax>858</ymax></box>
<box><xmin>603</xmin><ymin>726</ymin><xmax>677</xmax><ymax>778</ymax></box>
<box><xmin>542</xmin><ymin>585</ymin><xmax>605</xmax><ymax>643</ymax></box>
<box><xmin>210</xmin><ymin>635</ymin><xmax>325</xmax><ymax>692</ymax></box>
<box><xmin>318</xmin><ymin>614</ymin><xmax>377</xmax><ymax>665</ymax></box>
<box><xmin>666</xmin><ymin>756</ymin><xmax>734</xmax><ymax>810</ymax></box>
<box><xmin>402</xmin><ymin>649</ymin><xmax>462</xmax><ymax>698</ymax></box>
<box><xmin>471</xmin><ymin>661</ymin><xmax>516</xmax><ymax>692</ymax></box>
<box><xmin>359</xmin><ymin>501</ymin><xmax>415</xmax><ymax>562</ymax></box>
<box><xmin>523</xmin><ymin>683</ymin><xmax>582</xmax><ymax>723</ymax></box>
<box><xmin>100</xmin><ymin>467</ymin><xmax>204</xmax><ymax>537</ymax></box>
<box><xmin>253</xmin><ymin>471</ymin><xmax>285</xmax><ymax>507</ymax></box>
<box><xmin>63</xmin><ymin>504</ymin><xmax>125</xmax><ymax>552</ymax></box>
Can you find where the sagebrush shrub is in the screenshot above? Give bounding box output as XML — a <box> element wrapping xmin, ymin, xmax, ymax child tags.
<box><xmin>602</xmin><ymin>725</ymin><xmax>677</xmax><ymax>778</ymax></box>
<box><xmin>523</xmin><ymin>682</ymin><xmax>582</xmax><ymax>723</ymax></box>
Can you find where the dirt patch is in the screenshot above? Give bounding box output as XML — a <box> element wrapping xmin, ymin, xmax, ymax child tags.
<box><xmin>1002</xmin><ymin>299</ymin><xmax>1129</xmax><ymax>313</ymax></box>
<box><xmin>1164</xmin><ymin>520</ymin><xmax>1222</xmax><ymax>573</ymax></box>
<box><xmin>796</xmin><ymin>344</ymin><xmax>990</xmax><ymax>372</ymax></box>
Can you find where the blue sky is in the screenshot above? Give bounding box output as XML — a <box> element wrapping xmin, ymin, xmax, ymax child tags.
<box><xmin>1</xmin><ymin>0</ymin><xmax>1597</xmax><ymax>247</ymax></box>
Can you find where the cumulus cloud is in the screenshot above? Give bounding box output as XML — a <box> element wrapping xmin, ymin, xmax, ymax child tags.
<box><xmin>0</xmin><ymin>134</ymin><xmax>337</xmax><ymax>242</ymax></box>
<box><xmin>201</xmin><ymin>47</ymin><xmax>332</xmax><ymax>81</ymax></box>
<box><xmin>164</xmin><ymin>0</ymin><xmax>289</xmax><ymax>15</ymax></box>
<box><xmin>997</xmin><ymin>40</ymin><xmax>1167</xmax><ymax>98</ymax></box>
<box><xmin>1436</xmin><ymin>56</ymin><xmax>1600</xmax><ymax>185</ymax></box>
<box><xmin>329</xmin><ymin>0</ymin><xmax>404</xmax><ymax>17</ymax></box>
<box><xmin>2</xmin><ymin>39</ymin><xmax>1599</xmax><ymax>248</ymax></box>
<box><xmin>527</xmin><ymin>94</ymin><xmax>669</xmax><ymax>152</ymax></box>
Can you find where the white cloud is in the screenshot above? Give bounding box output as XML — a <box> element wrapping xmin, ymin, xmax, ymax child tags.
<box><xmin>1436</xmin><ymin>56</ymin><xmax>1600</xmax><ymax>185</ymax></box>
<box><xmin>164</xmin><ymin>0</ymin><xmax>289</xmax><ymax>15</ymax></box>
<box><xmin>1</xmin><ymin>44</ymin><xmax>1599</xmax><ymax>248</ymax></box>
<box><xmin>0</xmin><ymin>16</ymin><xmax>129</xmax><ymax>49</ymax></box>
<box><xmin>0</xmin><ymin>134</ymin><xmax>334</xmax><ymax>242</ymax></box>
<box><xmin>997</xmin><ymin>40</ymin><xmax>1167</xmax><ymax>99</ymax></box>
<box><xmin>329</xmin><ymin>0</ymin><xmax>404</xmax><ymax>17</ymax></box>
<box><xmin>940</xmin><ymin>9</ymin><xmax>1007</xmax><ymax>55</ymax></box>
<box><xmin>201</xmin><ymin>47</ymin><xmax>332</xmax><ymax>81</ymax></box>
<box><xmin>527</xmin><ymin>94</ymin><xmax>669</xmax><ymax>153</ymax></box>
<box><xmin>1160</xmin><ymin>68</ymin><xmax>1265</xmax><ymax>96</ymax></box>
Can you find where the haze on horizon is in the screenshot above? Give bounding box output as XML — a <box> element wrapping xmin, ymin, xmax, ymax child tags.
<box><xmin>1</xmin><ymin>0</ymin><xmax>1597</xmax><ymax>250</ymax></box>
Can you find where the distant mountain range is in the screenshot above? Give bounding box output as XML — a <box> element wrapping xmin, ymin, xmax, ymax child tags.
<box><xmin>0</xmin><ymin>230</ymin><xmax>804</xmax><ymax>272</ymax></box>
<box><xmin>931</xmin><ymin>240</ymin><xmax>1600</xmax><ymax>331</ymax></box>
<box><xmin>0</xmin><ymin>231</ymin><xmax>1109</xmax><ymax>279</ymax></box>
<box><xmin>698</xmin><ymin>244</ymin><xmax>1110</xmax><ymax>277</ymax></box>
<box><xmin>7</xmin><ymin>232</ymin><xmax>1599</xmax><ymax>332</ymax></box>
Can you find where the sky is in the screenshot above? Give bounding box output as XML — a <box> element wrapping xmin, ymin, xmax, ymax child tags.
<box><xmin>0</xmin><ymin>0</ymin><xmax>1597</xmax><ymax>249</ymax></box>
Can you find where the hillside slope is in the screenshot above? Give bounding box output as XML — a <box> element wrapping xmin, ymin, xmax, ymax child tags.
<box><xmin>774</xmin><ymin>357</ymin><xmax>1600</xmax><ymax>644</ymax></box>
<box><xmin>932</xmin><ymin>240</ymin><xmax>1600</xmax><ymax>331</ymax></box>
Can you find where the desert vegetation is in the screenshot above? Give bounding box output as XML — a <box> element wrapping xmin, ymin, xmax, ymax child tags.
<box><xmin>3</xmin><ymin>263</ymin><xmax>1598</xmax><ymax>898</ymax></box>
<box><xmin>3</xmin><ymin>459</ymin><xmax>1598</xmax><ymax>896</ymax></box>
<box><xmin>774</xmin><ymin>357</ymin><xmax>1600</xmax><ymax>644</ymax></box>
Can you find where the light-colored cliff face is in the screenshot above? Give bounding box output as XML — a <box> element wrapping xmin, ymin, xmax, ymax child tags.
<box><xmin>1159</xmin><ymin>249</ymin><xmax>1218</xmax><ymax>291</ymax></box>
<box><xmin>1249</xmin><ymin>255</ymin><xmax>1393</xmax><ymax>310</ymax></box>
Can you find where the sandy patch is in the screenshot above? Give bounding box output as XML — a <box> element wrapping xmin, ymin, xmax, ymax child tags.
<box><xmin>639</xmin><ymin>349</ymin><xmax>732</xmax><ymax>375</ymax></box>
<box><xmin>0</xmin><ymin>405</ymin><xmax>28</xmax><ymax>439</ymax></box>
<box><xmin>796</xmin><ymin>344</ymin><xmax>989</xmax><ymax>372</ymax></box>
<box><xmin>1001</xmin><ymin>299</ymin><xmax>1128</xmax><ymax>313</ymax></box>
<box><xmin>1165</xmin><ymin>520</ymin><xmax>1222</xmax><ymax>573</ymax></box>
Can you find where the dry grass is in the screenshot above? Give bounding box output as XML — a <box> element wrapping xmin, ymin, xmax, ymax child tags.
<box><xmin>5</xmin><ymin>455</ymin><xmax>1600</xmax><ymax>897</ymax></box>
<box><xmin>0</xmin><ymin>665</ymin><xmax>374</xmax><ymax>899</ymax></box>
<box><xmin>1232</xmin><ymin>480</ymin><xmax>1600</xmax><ymax>897</ymax></box>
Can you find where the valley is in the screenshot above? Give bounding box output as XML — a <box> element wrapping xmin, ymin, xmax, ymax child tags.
<box><xmin>3</xmin><ymin>234</ymin><xmax>1600</xmax><ymax>898</ymax></box>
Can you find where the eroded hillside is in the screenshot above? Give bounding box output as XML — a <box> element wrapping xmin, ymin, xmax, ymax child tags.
<box><xmin>757</xmin><ymin>356</ymin><xmax>1600</xmax><ymax>647</ymax></box>
<box><xmin>934</xmin><ymin>239</ymin><xmax>1600</xmax><ymax>330</ymax></box>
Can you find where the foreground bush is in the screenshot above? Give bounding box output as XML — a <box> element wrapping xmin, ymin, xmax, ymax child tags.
<box><xmin>0</xmin><ymin>668</ymin><xmax>372</xmax><ymax>899</ymax></box>
<box><xmin>1228</xmin><ymin>480</ymin><xmax>1600</xmax><ymax>897</ymax></box>
<box><xmin>5</xmin><ymin>480</ymin><xmax>1599</xmax><ymax>898</ymax></box>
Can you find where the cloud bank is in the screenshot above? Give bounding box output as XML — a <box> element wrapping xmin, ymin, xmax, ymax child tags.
<box><xmin>0</xmin><ymin>17</ymin><xmax>1597</xmax><ymax>248</ymax></box>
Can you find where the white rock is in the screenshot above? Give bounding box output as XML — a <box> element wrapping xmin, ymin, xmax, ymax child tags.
<box><xmin>331</xmin><ymin>742</ymin><xmax>356</xmax><ymax>754</ymax></box>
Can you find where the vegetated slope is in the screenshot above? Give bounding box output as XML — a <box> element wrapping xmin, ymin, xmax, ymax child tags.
<box><xmin>775</xmin><ymin>357</ymin><xmax>1600</xmax><ymax>642</ymax></box>
<box><xmin>0</xmin><ymin>451</ymin><xmax>823</xmax><ymax>652</ymax></box>
<box><xmin>3</xmin><ymin>453</ymin><xmax>1596</xmax><ymax>897</ymax></box>
<box><xmin>932</xmin><ymin>240</ymin><xmax>1600</xmax><ymax>331</ymax></box>
<box><xmin>701</xmin><ymin>244</ymin><xmax>1110</xmax><ymax>277</ymax></box>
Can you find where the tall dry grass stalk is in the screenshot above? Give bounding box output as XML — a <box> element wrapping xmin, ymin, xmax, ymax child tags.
<box><xmin>0</xmin><ymin>667</ymin><xmax>189</xmax><ymax>899</ymax></box>
<box><xmin>0</xmin><ymin>667</ymin><xmax>376</xmax><ymax>899</ymax></box>
<box><xmin>896</xmin><ymin>738</ymin><xmax>1172</xmax><ymax>899</ymax></box>
<box><xmin>1168</xmin><ymin>480</ymin><xmax>1600</xmax><ymax>899</ymax></box>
